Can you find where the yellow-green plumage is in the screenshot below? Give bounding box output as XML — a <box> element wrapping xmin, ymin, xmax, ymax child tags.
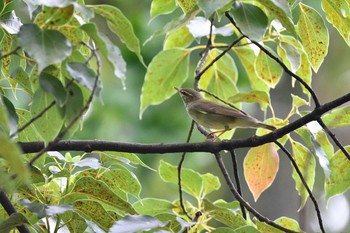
<box><xmin>176</xmin><ymin>87</ymin><xmax>275</xmax><ymax>131</ymax></box>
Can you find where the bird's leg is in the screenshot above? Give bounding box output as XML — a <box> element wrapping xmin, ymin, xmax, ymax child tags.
<box><xmin>206</xmin><ymin>129</ymin><xmax>228</xmax><ymax>142</ymax></box>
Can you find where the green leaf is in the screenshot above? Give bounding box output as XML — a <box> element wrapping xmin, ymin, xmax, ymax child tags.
<box><xmin>159</xmin><ymin>160</ymin><xmax>203</xmax><ymax>198</ymax></box>
<box><xmin>39</xmin><ymin>71</ymin><xmax>67</xmax><ymax>107</ymax></box>
<box><xmin>164</xmin><ymin>24</ymin><xmax>194</xmax><ymax>49</ymax></box>
<box><xmin>248</xmin><ymin>0</ymin><xmax>296</xmax><ymax>36</ymax></box>
<box><xmin>244</xmin><ymin>143</ymin><xmax>279</xmax><ymax>201</ymax></box>
<box><xmin>297</xmin><ymin>3</ymin><xmax>329</xmax><ymax>72</ymax></box>
<box><xmin>66</xmin><ymin>176</ymin><xmax>136</xmax><ymax>214</ymax></box>
<box><xmin>133</xmin><ymin>198</ymin><xmax>175</xmax><ymax>215</ymax></box>
<box><xmin>66</xmin><ymin>62</ymin><xmax>97</xmax><ymax>91</ymax></box>
<box><xmin>16</xmin><ymin>109</ymin><xmax>43</xmax><ymax>142</ymax></box>
<box><xmin>73</xmin><ymin>200</ymin><xmax>115</xmax><ymax>231</ymax></box>
<box><xmin>255</xmin><ymin>50</ymin><xmax>283</xmax><ymax>88</ymax></box>
<box><xmin>197</xmin><ymin>0</ymin><xmax>232</xmax><ymax>17</ymax></box>
<box><xmin>203</xmin><ymin>199</ymin><xmax>247</xmax><ymax>229</ymax></box>
<box><xmin>199</xmin><ymin>49</ymin><xmax>238</xmax><ymax>101</ymax></box>
<box><xmin>229</xmin><ymin>91</ymin><xmax>270</xmax><ymax>111</ymax></box>
<box><xmin>151</xmin><ymin>0</ymin><xmax>176</xmax><ymax>18</ymax></box>
<box><xmin>30</xmin><ymin>88</ymin><xmax>64</xmax><ymax>142</ymax></box>
<box><xmin>11</xmin><ymin>67</ymin><xmax>33</xmax><ymax>95</ymax></box>
<box><xmin>290</xmin><ymin>140</ymin><xmax>315</xmax><ymax>210</ymax></box>
<box><xmin>100</xmin><ymin>151</ymin><xmax>154</xmax><ymax>170</ymax></box>
<box><xmin>92</xmin><ymin>5</ymin><xmax>144</xmax><ymax>65</ymax></box>
<box><xmin>177</xmin><ymin>0</ymin><xmax>197</xmax><ymax>13</ymax></box>
<box><xmin>17</xmin><ymin>24</ymin><xmax>72</xmax><ymax>72</ymax></box>
<box><xmin>321</xmin><ymin>106</ymin><xmax>350</xmax><ymax>129</ymax></box>
<box><xmin>81</xmin><ymin>23</ymin><xmax>127</xmax><ymax>87</ymax></box>
<box><xmin>325</xmin><ymin>146</ymin><xmax>350</xmax><ymax>199</ymax></box>
<box><xmin>60</xmin><ymin>211</ymin><xmax>88</xmax><ymax>233</ymax></box>
<box><xmin>256</xmin><ymin>216</ymin><xmax>302</xmax><ymax>232</ymax></box>
<box><xmin>1</xmin><ymin>95</ymin><xmax>18</xmax><ymax>135</ymax></box>
<box><xmin>140</xmin><ymin>48</ymin><xmax>190</xmax><ymax>118</ymax></box>
<box><xmin>277</xmin><ymin>40</ymin><xmax>301</xmax><ymax>73</ymax></box>
<box><xmin>202</xmin><ymin>173</ymin><xmax>221</xmax><ymax>196</ymax></box>
<box><xmin>42</xmin><ymin>5</ymin><xmax>74</xmax><ymax>26</ymax></box>
<box><xmin>231</xmin><ymin>2</ymin><xmax>268</xmax><ymax>41</ymax></box>
<box><xmin>109</xmin><ymin>215</ymin><xmax>166</xmax><ymax>233</ymax></box>
<box><xmin>322</xmin><ymin>0</ymin><xmax>350</xmax><ymax>46</ymax></box>
<box><xmin>0</xmin><ymin>213</ymin><xmax>28</xmax><ymax>233</ymax></box>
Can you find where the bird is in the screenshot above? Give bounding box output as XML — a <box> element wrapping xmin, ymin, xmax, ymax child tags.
<box><xmin>175</xmin><ymin>87</ymin><xmax>276</xmax><ymax>140</ymax></box>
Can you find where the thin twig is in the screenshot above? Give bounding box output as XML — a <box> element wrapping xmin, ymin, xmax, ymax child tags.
<box><xmin>214</xmin><ymin>152</ymin><xmax>300</xmax><ymax>233</ymax></box>
<box><xmin>194</xmin><ymin>16</ymin><xmax>215</xmax><ymax>90</ymax></box>
<box><xmin>28</xmin><ymin>43</ymin><xmax>101</xmax><ymax>166</ymax></box>
<box><xmin>229</xmin><ymin>149</ymin><xmax>246</xmax><ymax>219</ymax></box>
<box><xmin>224</xmin><ymin>12</ymin><xmax>320</xmax><ymax>108</ymax></box>
<box><xmin>0</xmin><ymin>47</ymin><xmax>20</xmax><ymax>59</ymax></box>
<box><xmin>178</xmin><ymin>120</ymin><xmax>195</xmax><ymax>220</ymax></box>
<box><xmin>0</xmin><ymin>189</ymin><xmax>30</xmax><ymax>233</ymax></box>
<box><xmin>317</xmin><ymin>118</ymin><xmax>350</xmax><ymax>160</ymax></box>
<box><xmin>275</xmin><ymin>141</ymin><xmax>325</xmax><ymax>233</ymax></box>
<box><xmin>194</xmin><ymin>35</ymin><xmax>244</xmax><ymax>86</ymax></box>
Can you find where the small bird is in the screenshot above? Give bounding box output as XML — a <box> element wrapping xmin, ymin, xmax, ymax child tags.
<box><xmin>175</xmin><ymin>87</ymin><xmax>276</xmax><ymax>140</ymax></box>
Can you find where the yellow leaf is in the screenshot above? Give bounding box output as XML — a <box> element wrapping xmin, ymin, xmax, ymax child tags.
<box><xmin>244</xmin><ymin>143</ymin><xmax>279</xmax><ymax>201</ymax></box>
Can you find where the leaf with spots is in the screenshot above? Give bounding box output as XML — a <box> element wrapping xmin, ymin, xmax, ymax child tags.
<box><xmin>244</xmin><ymin>143</ymin><xmax>279</xmax><ymax>201</ymax></box>
<box><xmin>229</xmin><ymin>91</ymin><xmax>270</xmax><ymax>111</ymax></box>
<box><xmin>140</xmin><ymin>48</ymin><xmax>190</xmax><ymax>118</ymax></box>
<box><xmin>255</xmin><ymin>50</ymin><xmax>283</xmax><ymax>88</ymax></box>
<box><xmin>291</xmin><ymin>140</ymin><xmax>315</xmax><ymax>210</ymax></box>
<box><xmin>297</xmin><ymin>3</ymin><xmax>329</xmax><ymax>72</ymax></box>
<box><xmin>325</xmin><ymin>146</ymin><xmax>350</xmax><ymax>200</ymax></box>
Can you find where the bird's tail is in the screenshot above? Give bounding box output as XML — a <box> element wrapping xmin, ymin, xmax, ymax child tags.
<box><xmin>257</xmin><ymin>122</ymin><xmax>276</xmax><ymax>131</ymax></box>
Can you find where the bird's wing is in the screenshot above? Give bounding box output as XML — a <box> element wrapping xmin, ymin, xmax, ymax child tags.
<box><xmin>190</xmin><ymin>100</ymin><xmax>250</xmax><ymax>120</ymax></box>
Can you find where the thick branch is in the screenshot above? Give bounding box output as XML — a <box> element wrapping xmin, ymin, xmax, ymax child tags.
<box><xmin>19</xmin><ymin>92</ymin><xmax>350</xmax><ymax>154</ymax></box>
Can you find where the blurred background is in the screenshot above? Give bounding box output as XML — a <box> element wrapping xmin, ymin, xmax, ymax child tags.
<box><xmin>17</xmin><ymin>0</ymin><xmax>350</xmax><ymax>232</ymax></box>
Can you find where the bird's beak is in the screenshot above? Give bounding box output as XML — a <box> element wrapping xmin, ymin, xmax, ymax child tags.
<box><xmin>174</xmin><ymin>87</ymin><xmax>180</xmax><ymax>92</ymax></box>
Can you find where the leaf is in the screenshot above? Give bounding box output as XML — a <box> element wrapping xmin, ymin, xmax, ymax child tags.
<box><xmin>297</xmin><ymin>3</ymin><xmax>329</xmax><ymax>72</ymax></box>
<box><xmin>255</xmin><ymin>50</ymin><xmax>283</xmax><ymax>88</ymax></box>
<box><xmin>0</xmin><ymin>11</ymin><xmax>22</xmax><ymax>34</ymax></box>
<box><xmin>133</xmin><ymin>198</ymin><xmax>176</xmax><ymax>215</ymax></box>
<box><xmin>66</xmin><ymin>62</ymin><xmax>97</xmax><ymax>91</ymax></box>
<box><xmin>66</xmin><ymin>176</ymin><xmax>136</xmax><ymax>214</ymax></box>
<box><xmin>17</xmin><ymin>24</ymin><xmax>72</xmax><ymax>72</ymax></box>
<box><xmin>187</xmin><ymin>17</ymin><xmax>233</xmax><ymax>38</ymax></box>
<box><xmin>202</xmin><ymin>173</ymin><xmax>221</xmax><ymax>196</ymax></box>
<box><xmin>42</xmin><ymin>4</ymin><xmax>74</xmax><ymax>26</ymax></box>
<box><xmin>73</xmin><ymin>200</ymin><xmax>115</xmax><ymax>231</ymax></box>
<box><xmin>0</xmin><ymin>213</ymin><xmax>28</xmax><ymax>233</ymax></box>
<box><xmin>1</xmin><ymin>95</ymin><xmax>18</xmax><ymax>135</ymax></box>
<box><xmin>39</xmin><ymin>71</ymin><xmax>67</xmax><ymax>107</ymax></box>
<box><xmin>30</xmin><ymin>89</ymin><xmax>64</xmax><ymax>142</ymax></box>
<box><xmin>0</xmin><ymin>134</ymin><xmax>30</xmax><ymax>182</ymax></box>
<box><xmin>244</xmin><ymin>143</ymin><xmax>279</xmax><ymax>201</ymax></box>
<box><xmin>229</xmin><ymin>91</ymin><xmax>270</xmax><ymax>111</ymax></box>
<box><xmin>159</xmin><ymin>160</ymin><xmax>203</xmax><ymax>198</ymax></box>
<box><xmin>203</xmin><ymin>199</ymin><xmax>247</xmax><ymax>229</ymax></box>
<box><xmin>290</xmin><ymin>140</ymin><xmax>315</xmax><ymax>210</ymax></box>
<box><xmin>81</xmin><ymin>23</ymin><xmax>126</xmax><ymax>87</ymax></box>
<box><xmin>100</xmin><ymin>152</ymin><xmax>154</xmax><ymax>170</ymax></box>
<box><xmin>177</xmin><ymin>0</ymin><xmax>197</xmax><ymax>13</ymax></box>
<box><xmin>199</xmin><ymin>49</ymin><xmax>238</xmax><ymax>101</ymax></box>
<box><xmin>250</xmin><ymin>0</ymin><xmax>296</xmax><ymax>36</ymax></box>
<box><xmin>325</xmin><ymin>146</ymin><xmax>350</xmax><ymax>200</ymax></box>
<box><xmin>256</xmin><ymin>216</ymin><xmax>302</xmax><ymax>232</ymax></box>
<box><xmin>151</xmin><ymin>0</ymin><xmax>176</xmax><ymax>18</ymax></box>
<box><xmin>277</xmin><ymin>40</ymin><xmax>301</xmax><ymax>72</ymax></box>
<box><xmin>92</xmin><ymin>5</ymin><xmax>144</xmax><ymax>65</ymax></box>
<box><xmin>164</xmin><ymin>24</ymin><xmax>194</xmax><ymax>49</ymax></box>
<box><xmin>140</xmin><ymin>48</ymin><xmax>190</xmax><ymax>118</ymax></box>
<box><xmin>234</xmin><ymin>46</ymin><xmax>269</xmax><ymax>92</ymax></box>
<box><xmin>197</xmin><ymin>0</ymin><xmax>232</xmax><ymax>17</ymax></box>
<box><xmin>109</xmin><ymin>215</ymin><xmax>166</xmax><ymax>233</ymax></box>
<box><xmin>16</xmin><ymin>109</ymin><xmax>43</xmax><ymax>142</ymax></box>
<box><xmin>11</xmin><ymin>67</ymin><xmax>33</xmax><ymax>95</ymax></box>
<box><xmin>231</xmin><ymin>2</ymin><xmax>268</xmax><ymax>41</ymax></box>
<box><xmin>322</xmin><ymin>0</ymin><xmax>350</xmax><ymax>46</ymax></box>
<box><xmin>60</xmin><ymin>212</ymin><xmax>88</xmax><ymax>233</ymax></box>
<box><xmin>321</xmin><ymin>106</ymin><xmax>350</xmax><ymax>129</ymax></box>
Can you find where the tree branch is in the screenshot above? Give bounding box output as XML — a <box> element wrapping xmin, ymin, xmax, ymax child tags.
<box><xmin>214</xmin><ymin>152</ymin><xmax>299</xmax><ymax>233</ymax></box>
<box><xmin>275</xmin><ymin>141</ymin><xmax>325</xmax><ymax>233</ymax></box>
<box><xmin>19</xmin><ymin>92</ymin><xmax>350</xmax><ymax>154</ymax></box>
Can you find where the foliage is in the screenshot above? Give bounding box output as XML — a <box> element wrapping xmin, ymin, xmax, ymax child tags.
<box><xmin>0</xmin><ymin>0</ymin><xmax>349</xmax><ymax>232</ymax></box>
